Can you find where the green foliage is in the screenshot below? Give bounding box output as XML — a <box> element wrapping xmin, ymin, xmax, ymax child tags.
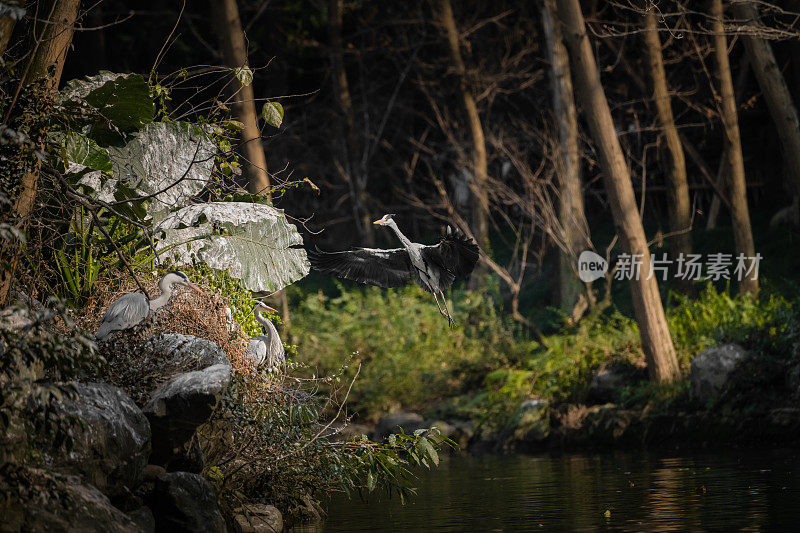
<box><xmin>203</xmin><ymin>371</ymin><xmax>453</xmax><ymax>516</ymax></box>
<box><xmin>61</xmin><ymin>72</ymin><xmax>155</xmax><ymax>137</ymax></box>
<box><xmin>187</xmin><ymin>265</ymin><xmax>262</xmax><ymax>337</ymax></box>
<box><xmin>0</xmin><ymin>301</ymin><xmax>101</xmax><ymax>467</ymax></box>
<box><xmin>290</xmin><ymin>282</ymin><xmax>800</xmax><ymax>428</ymax></box>
<box><xmin>290</xmin><ymin>283</ymin><xmax>534</xmax><ymax>419</ymax></box>
<box><xmin>668</xmin><ymin>284</ymin><xmax>795</xmax><ymax>365</ymax></box>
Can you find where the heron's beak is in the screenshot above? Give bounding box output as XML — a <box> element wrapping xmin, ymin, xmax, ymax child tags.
<box><xmin>373</xmin><ymin>217</ymin><xmax>386</xmax><ymax>225</ymax></box>
<box><xmin>188</xmin><ymin>283</ymin><xmax>204</xmax><ymax>294</ymax></box>
<box><xmin>262</xmin><ymin>305</ymin><xmax>279</xmax><ymax>313</ymax></box>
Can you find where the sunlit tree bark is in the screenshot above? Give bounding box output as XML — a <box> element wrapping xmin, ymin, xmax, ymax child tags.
<box><xmin>556</xmin><ymin>0</ymin><xmax>680</xmax><ymax>382</ymax></box>
<box><xmin>438</xmin><ymin>0</ymin><xmax>489</xmax><ymax>287</ymax></box>
<box><xmin>734</xmin><ymin>1</ymin><xmax>800</xmax><ymax>223</ymax></box>
<box><xmin>541</xmin><ymin>0</ymin><xmax>591</xmax><ymax>318</ymax></box>
<box><xmin>642</xmin><ymin>8</ymin><xmax>692</xmax><ymax>272</ymax></box>
<box><xmin>212</xmin><ymin>0</ymin><xmax>271</xmax><ymax>196</ymax></box>
<box><xmin>710</xmin><ymin>0</ymin><xmax>758</xmax><ymax>295</ymax></box>
<box><xmin>0</xmin><ymin>0</ymin><xmax>81</xmax><ymax>307</ymax></box>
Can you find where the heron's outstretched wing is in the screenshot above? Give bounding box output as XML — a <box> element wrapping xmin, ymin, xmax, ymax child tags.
<box><xmin>419</xmin><ymin>228</ymin><xmax>480</xmax><ymax>289</ymax></box>
<box><xmin>307</xmin><ymin>247</ymin><xmax>414</xmax><ymax>288</ymax></box>
<box><xmin>96</xmin><ymin>292</ymin><xmax>149</xmax><ymax>340</ymax></box>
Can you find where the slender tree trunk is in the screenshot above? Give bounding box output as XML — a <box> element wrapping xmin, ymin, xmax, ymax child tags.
<box><xmin>212</xmin><ymin>0</ymin><xmax>270</xmax><ymax>196</ymax></box>
<box><xmin>556</xmin><ymin>0</ymin><xmax>680</xmax><ymax>382</ymax></box>
<box><xmin>438</xmin><ymin>0</ymin><xmax>489</xmax><ymax>287</ymax></box>
<box><xmin>706</xmin><ymin>56</ymin><xmax>749</xmax><ymax>229</ymax></box>
<box><xmin>734</xmin><ymin>1</ymin><xmax>800</xmax><ymax>218</ymax></box>
<box><xmin>710</xmin><ymin>0</ymin><xmax>758</xmax><ymax>295</ymax></box>
<box><xmin>642</xmin><ymin>8</ymin><xmax>692</xmax><ymax>266</ymax></box>
<box><xmin>541</xmin><ymin>0</ymin><xmax>590</xmax><ymax>317</ymax></box>
<box><xmin>0</xmin><ymin>0</ymin><xmax>81</xmax><ymax>307</ymax></box>
<box><xmin>328</xmin><ymin>0</ymin><xmax>374</xmax><ymax>245</ymax></box>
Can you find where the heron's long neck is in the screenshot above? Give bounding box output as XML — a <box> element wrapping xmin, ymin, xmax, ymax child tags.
<box><xmin>388</xmin><ymin>220</ymin><xmax>412</xmax><ymax>249</ymax></box>
<box><xmin>149</xmin><ymin>282</ymin><xmax>173</xmax><ymax>311</ymax></box>
<box><xmin>255</xmin><ymin>308</ymin><xmax>278</xmax><ymax>339</ymax></box>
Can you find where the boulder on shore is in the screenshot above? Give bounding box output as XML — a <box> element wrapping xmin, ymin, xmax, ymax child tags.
<box><xmin>507</xmin><ymin>399</ymin><xmax>550</xmax><ymax>447</ymax></box>
<box><xmin>690</xmin><ymin>344</ymin><xmax>749</xmax><ymax>403</ymax></box>
<box><xmin>45</xmin><ymin>382</ymin><xmax>151</xmax><ymax>498</ymax></box>
<box><xmin>143</xmin><ymin>335</ymin><xmax>231</xmax><ymax>469</ymax></box>
<box><xmin>151</xmin><ymin>472</ymin><xmax>226</xmax><ymax>533</ymax></box>
<box><xmin>2</xmin><ymin>472</ymin><xmax>141</xmax><ymax>533</ymax></box>
<box><xmin>233</xmin><ymin>503</ymin><xmax>283</xmax><ymax>533</ymax></box>
<box><xmin>373</xmin><ymin>411</ymin><xmax>425</xmax><ymax>441</ymax></box>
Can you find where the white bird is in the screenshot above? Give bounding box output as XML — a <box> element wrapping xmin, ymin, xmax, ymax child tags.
<box><xmin>95</xmin><ymin>271</ymin><xmax>202</xmax><ymax>341</ymax></box>
<box><xmin>246</xmin><ymin>302</ymin><xmax>285</xmax><ymax>369</ymax></box>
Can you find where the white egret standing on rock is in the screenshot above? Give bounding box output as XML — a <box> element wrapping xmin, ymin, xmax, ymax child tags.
<box><xmin>246</xmin><ymin>302</ymin><xmax>285</xmax><ymax>368</ymax></box>
<box><xmin>307</xmin><ymin>214</ymin><xmax>479</xmax><ymax>325</ymax></box>
<box><xmin>95</xmin><ymin>271</ymin><xmax>202</xmax><ymax>341</ymax></box>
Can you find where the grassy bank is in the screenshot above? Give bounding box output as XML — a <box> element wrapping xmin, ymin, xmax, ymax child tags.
<box><xmin>288</xmin><ymin>280</ymin><xmax>799</xmax><ymax>435</ymax></box>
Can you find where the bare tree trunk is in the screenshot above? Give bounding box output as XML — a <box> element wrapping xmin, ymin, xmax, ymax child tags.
<box><xmin>734</xmin><ymin>1</ymin><xmax>800</xmax><ymax>220</ymax></box>
<box><xmin>556</xmin><ymin>0</ymin><xmax>680</xmax><ymax>382</ymax></box>
<box><xmin>328</xmin><ymin>0</ymin><xmax>374</xmax><ymax>245</ymax></box>
<box><xmin>706</xmin><ymin>56</ymin><xmax>749</xmax><ymax>229</ymax></box>
<box><xmin>438</xmin><ymin>0</ymin><xmax>489</xmax><ymax>287</ymax></box>
<box><xmin>710</xmin><ymin>0</ymin><xmax>758</xmax><ymax>295</ymax></box>
<box><xmin>642</xmin><ymin>8</ymin><xmax>692</xmax><ymax>267</ymax></box>
<box><xmin>541</xmin><ymin>0</ymin><xmax>590</xmax><ymax>317</ymax></box>
<box><xmin>1</xmin><ymin>0</ymin><xmax>81</xmax><ymax>307</ymax></box>
<box><xmin>212</xmin><ymin>0</ymin><xmax>270</xmax><ymax>196</ymax></box>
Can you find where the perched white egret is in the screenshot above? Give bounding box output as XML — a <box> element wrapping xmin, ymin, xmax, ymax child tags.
<box><xmin>95</xmin><ymin>271</ymin><xmax>202</xmax><ymax>341</ymax></box>
<box><xmin>307</xmin><ymin>214</ymin><xmax>479</xmax><ymax>324</ymax></box>
<box><xmin>246</xmin><ymin>302</ymin><xmax>285</xmax><ymax>368</ymax></box>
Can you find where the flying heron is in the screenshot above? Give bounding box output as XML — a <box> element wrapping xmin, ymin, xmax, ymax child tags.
<box><xmin>95</xmin><ymin>271</ymin><xmax>202</xmax><ymax>341</ymax></box>
<box><xmin>246</xmin><ymin>302</ymin><xmax>285</xmax><ymax>368</ymax></box>
<box><xmin>307</xmin><ymin>214</ymin><xmax>479</xmax><ymax>325</ymax></box>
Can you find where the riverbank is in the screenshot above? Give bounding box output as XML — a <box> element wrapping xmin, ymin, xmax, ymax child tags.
<box><xmin>292</xmin><ymin>284</ymin><xmax>800</xmax><ymax>456</ymax></box>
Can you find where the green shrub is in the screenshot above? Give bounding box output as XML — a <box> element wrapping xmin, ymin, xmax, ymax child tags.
<box><xmin>289</xmin><ymin>283</ymin><xmax>535</xmax><ymax>419</ymax></box>
<box><xmin>290</xmin><ymin>281</ymin><xmax>800</xmax><ymax>423</ymax></box>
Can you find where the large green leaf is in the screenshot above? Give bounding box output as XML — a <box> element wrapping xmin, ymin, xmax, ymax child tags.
<box><xmin>61</xmin><ymin>72</ymin><xmax>155</xmax><ymax>133</ymax></box>
<box><xmin>63</xmin><ymin>132</ymin><xmax>112</xmax><ymax>173</ymax></box>
<box><xmin>107</xmin><ymin>122</ymin><xmax>216</xmax><ymax>217</ymax></box>
<box><xmin>155</xmin><ymin>202</ymin><xmax>309</xmax><ymax>292</ymax></box>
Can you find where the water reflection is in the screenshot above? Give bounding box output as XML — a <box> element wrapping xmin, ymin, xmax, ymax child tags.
<box><xmin>294</xmin><ymin>449</ymin><xmax>800</xmax><ymax>532</ymax></box>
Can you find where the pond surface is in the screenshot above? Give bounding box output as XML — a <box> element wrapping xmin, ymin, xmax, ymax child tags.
<box><xmin>296</xmin><ymin>449</ymin><xmax>800</xmax><ymax>532</ymax></box>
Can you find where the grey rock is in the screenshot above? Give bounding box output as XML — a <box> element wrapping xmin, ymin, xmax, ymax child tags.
<box><xmin>46</xmin><ymin>382</ymin><xmax>150</xmax><ymax>498</ymax></box>
<box><xmin>144</xmin><ymin>341</ymin><xmax>231</xmax><ymax>467</ymax></box>
<box><xmin>152</xmin><ymin>472</ymin><xmax>226</xmax><ymax>533</ymax></box>
<box><xmin>233</xmin><ymin>503</ymin><xmax>283</xmax><ymax>533</ymax></box>
<box><xmin>589</xmin><ymin>368</ymin><xmax>626</xmax><ymax>403</ymax></box>
<box><xmin>690</xmin><ymin>344</ymin><xmax>749</xmax><ymax>402</ymax></box>
<box><xmin>449</xmin><ymin>420</ymin><xmax>476</xmax><ymax>449</ymax></box>
<box><xmin>507</xmin><ymin>399</ymin><xmax>550</xmax><ymax>445</ymax></box>
<box><xmin>373</xmin><ymin>411</ymin><xmax>425</xmax><ymax>441</ymax></box>
<box><xmin>4</xmin><ymin>474</ymin><xmax>140</xmax><ymax>533</ymax></box>
<box><xmin>334</xmin><ymin>423</ymin><xmax>372</xmax><ymax>441</ymax></box>
<box><xmin>128</xmin><ymin>506</ymin><xmax>156</xmax><ymax>533</ymax></box>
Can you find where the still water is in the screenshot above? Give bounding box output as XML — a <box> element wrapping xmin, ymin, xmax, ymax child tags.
<box><xmin>300</xmin><ymin>450</ymin><xmax>800</xmax><ymax>532</ymax></box>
